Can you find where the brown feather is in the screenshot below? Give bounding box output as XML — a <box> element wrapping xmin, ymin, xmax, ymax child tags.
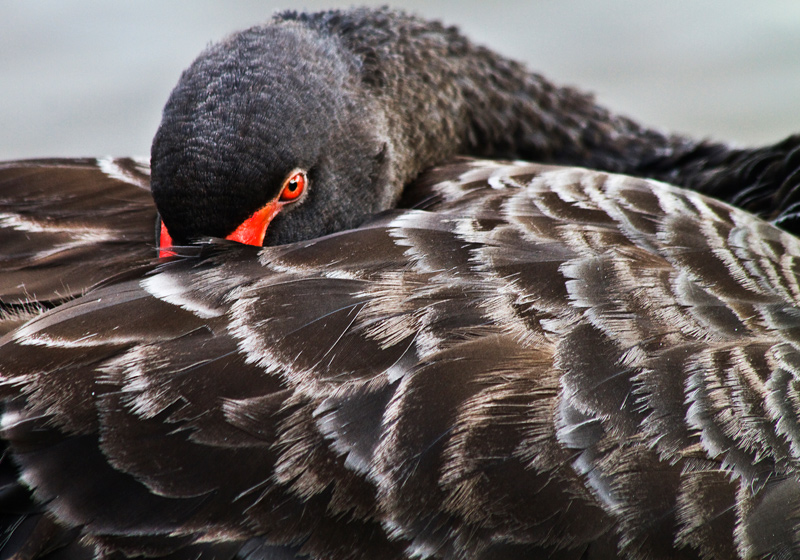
<box><xmin>3</xmin><ymin>160</ymin><xmax>800</xmax><ymax>558</ymax></box>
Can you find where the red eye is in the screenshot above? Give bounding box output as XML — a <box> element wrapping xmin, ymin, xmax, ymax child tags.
<box><xmin>279</xmin><ymin>170</ymin><xmax>307</xmax><ymax>202</ymax></box>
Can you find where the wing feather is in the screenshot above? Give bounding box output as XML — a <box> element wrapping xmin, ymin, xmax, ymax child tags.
<box><xmin>3</xmin><ymin>160</ymin><xmax>800</xmax><ymax>558</ymax></box>
<box><xmin>0</xmin><ymin>158</ymin><xmax>156</xmax><ymax>334</ymax></box>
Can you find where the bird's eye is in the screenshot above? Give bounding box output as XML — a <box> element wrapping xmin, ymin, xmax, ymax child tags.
<box><xmin>279</xmin><ymin>170</ymin><xmax>307</xmax><ymax>202</ymax></box>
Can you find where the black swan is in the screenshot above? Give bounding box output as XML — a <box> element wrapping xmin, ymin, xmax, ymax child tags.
<box><xmin>2</xmin><ymin>7</ymin><xmax>800</xmax><ymax>560</ymax></box>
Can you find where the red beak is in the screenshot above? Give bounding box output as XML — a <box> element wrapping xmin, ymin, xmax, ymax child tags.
<box><xmin>159</xmin><ymin>223</ymin><xmax>176</xmax><ymax>258</ymax></box>
<box><xmin>158</xmin><ymin>200</ymin><xmax>282</xmax><ymax>258</ymax></box>
<box><xmin>224</xmin><ymin>200</ymin><xmax>282</xmax><ymax>247</ymax></box>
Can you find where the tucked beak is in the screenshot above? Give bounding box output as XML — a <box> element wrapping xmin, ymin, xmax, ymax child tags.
<box><xmin>158</xmin><ymin>201</ymin><xmax>282</xmax><ymax>258</ymax></box>
<box><xmin>158</xmin><ymin>221</ymin><xmax>176</xmax><ymax>258</ymax></box>
<box><xmin>224</xmin><ymin>201</ymin><xmax>282</xmax><ymax>247</ymax></box>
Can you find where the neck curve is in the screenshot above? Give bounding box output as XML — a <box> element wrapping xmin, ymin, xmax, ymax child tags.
<box><xmin>284</xmin><ymin>10</ymin><xmax>691</xmax><ymax>183</ymax></box>
<box><xmin>284</xmin><ymin>8</ymin><xmax>798</xmax><ymax>222</ymax></box>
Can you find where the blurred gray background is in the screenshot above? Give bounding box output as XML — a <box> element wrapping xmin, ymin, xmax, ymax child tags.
<box><xmin>1</xmin><ymin>1</ymin><xmax>798</xmax><ymax>160</ymax></box>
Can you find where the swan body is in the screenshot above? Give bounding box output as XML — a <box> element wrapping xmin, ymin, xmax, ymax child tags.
<box><xmin>2</xmin><ymin>158</ymin><xmax>800</xmax><ymax>559</ymax></box>
<box><xmin>1</xmin><ymin>6</ymin><xmax>800</xmax><ymax>560</ymax></box>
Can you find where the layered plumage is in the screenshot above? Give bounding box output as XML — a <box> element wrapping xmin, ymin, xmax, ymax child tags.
<box><xmin>2</xmin><ymin>6</ymin><xmax>800</xmax><ymax>560</ymax></box>
<box><xmin>0</xmin><ymin>158</ymin><xmax>154</xmax><ymax>335</ymax></box>
<box><xmin>3</xmin><ymin>159</ymin><xmax>800</xmax><ymax>559</ymax></box>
